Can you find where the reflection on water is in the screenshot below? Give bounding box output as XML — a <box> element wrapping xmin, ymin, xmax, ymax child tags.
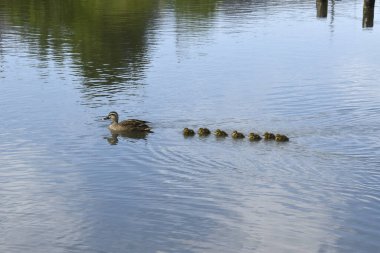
<box><xmin>1</xmin><ymin>0</ymin><xmax>380</xmax><ymax>252</ymax></box>
<box><xmin>105</xmin><ymin>132</ymin><xmax>150</xmax><ymax>145</ymax></box>
<box><xmin>0</xmin><ymin>0</ymin><xmax>159</xmax><ymax>105</ymax></box>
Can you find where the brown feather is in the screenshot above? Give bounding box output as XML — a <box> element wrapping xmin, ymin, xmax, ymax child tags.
<box><xmin>118</xmin><ymin>119</ymin><xmax>152</xmax><ymax>132</ymax></box>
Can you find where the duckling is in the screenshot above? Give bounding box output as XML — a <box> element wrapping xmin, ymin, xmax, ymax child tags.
<box><xmin>231</xmin><ymin>131</ymin><xmax>245</xmax><ymax>139</ymax></box>
<box><xmin>183</xmin><ymin>128</ymin><xmax>195</xmax><ymax>136</ymax></box>
<box><xmin>214</xmin><ymin>129</ymin><xmax>228</xmax><ymax>137</ymax></box>
<box><xmin>275</xmin><ymin>134</ymin><xmax>289</xmax><ymax>142</ymax></box>
<box><xmin>263</xmin><ymin>132</ymin><xmax>275</xmax><ymax>140</ymax></box>
<box><xmin>104</xmin><ymin>111</ymin><xmax>152</xmax><ymax>132</ymax></box>
<box><xmin>198</xmin><ymin>128</ymin><xmax>211</xmax><ymax>136</ymax></box>
<box><xmin>248</xmin><ymin>132</ymin><xmax>262</xmax><ymax>141</ymax></box>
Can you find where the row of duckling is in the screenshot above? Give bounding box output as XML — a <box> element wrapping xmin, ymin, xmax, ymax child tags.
<box><xmin>183</xmin><ymin>128</ymin><xmax>289</xmax><ymax>142</ymax></box>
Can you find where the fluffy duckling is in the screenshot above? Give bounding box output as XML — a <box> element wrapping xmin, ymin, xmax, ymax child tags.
<box><xmin>183</xmin><ymin>128</ymin><xmax>195</xmax><ymax>136</ymax></box>
<box><xmin>231</xmin><ymin>131</ymin><xmax>245</xmax><ymax>139</ymax></box>
<box><xmin>275</xmin><ymin>134</ymin><xmax>289</xmax><ymax>142</ymax></box>
<box><xmin>198</xmin><ymin>128</ymin><xmax>211</xmax><ymax>136</ymax></box>
<box><xmin>214</xmin><ymin>129</ymin><xmax>228</xmax><ymax>137</ymax></box>
<box><xmin>248</xmin><ymin>132</ymin><xmax>262</xmax><ymax>141</ymax></box>
<box><xmin>263</xmin><ymin>132</ymin><xmax>276</xmax><ymax>140</ymax></box>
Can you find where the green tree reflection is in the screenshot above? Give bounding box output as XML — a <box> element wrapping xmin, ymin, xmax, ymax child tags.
<box><xmin>1</xmin><ymin>0</ymin><xmax>159</xmax><ymax>89</ymax></box>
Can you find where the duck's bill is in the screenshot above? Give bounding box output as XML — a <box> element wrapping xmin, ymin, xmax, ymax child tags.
<box><xmin>103</xmin><ymin>116</ymin><xmax>110</xmax><ymax>120</ymax></box>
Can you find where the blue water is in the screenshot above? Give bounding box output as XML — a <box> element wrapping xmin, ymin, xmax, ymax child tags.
<box><xmin>1</xmin><ymin>0</ymin><xmax>380</xmax><ymax>252</ymax></box>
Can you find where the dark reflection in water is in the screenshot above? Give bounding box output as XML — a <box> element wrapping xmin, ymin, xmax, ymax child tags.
<box><xmin>330</xmin><ymin>0</ymin><xmax>335</xmax><ymax>29</ymax></box>
<box><xmin>174</xmin><ymin>0</ymin><xmax>219</xmax><ymax>18</ymax></box>
<box><xmin>316</xmin><ymin>0</ymin><xmax>328</xmax><ymax>18</ymax></box>
<box><xmin>105</xmin><ymin>132</ymin><xmax>149</xmax><ymax>145</ymax></box>
<box><xmin>363</xmin><ymin>0</ymin><xmax>375</xmax><ymax>28</ymax></box>
<box><xmin>0</xmin><ymin>0</ymin><xmax>159</xmax><ymax>101</ymax></box>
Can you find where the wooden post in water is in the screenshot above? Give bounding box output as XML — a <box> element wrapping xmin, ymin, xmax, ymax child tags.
<box><xmin>316</xmin><ymin>0</ymin><xmax>328</xmax><ymax>18</ymax></box>
<box><xmin>363</xmin><ymin>0</ymin><xmax>375</xmax><ymax>28</ymax></box>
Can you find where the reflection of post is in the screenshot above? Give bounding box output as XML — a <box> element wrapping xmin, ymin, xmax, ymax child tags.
<box><xmin>331</xmin><ymin>0</ymin><xmax>335</xmax><ymax>23</ymax></box>
<box><xmin>317</xmin><ymin>0</ymin><xmax>328</xmax><ymax>18</ymax></box>
<box><xmin>363</xmin><ymin>0</ymin><xmax>375</xmax><ymax>28</ymax></box>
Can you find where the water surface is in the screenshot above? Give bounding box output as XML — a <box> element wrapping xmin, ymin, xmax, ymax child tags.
<box><xmin>1</xmin><ymin>0</ymin><xmax>380</xmax><ymax>252</ymax></box>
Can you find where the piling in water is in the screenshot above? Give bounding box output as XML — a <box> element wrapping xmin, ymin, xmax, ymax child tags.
<box><xmin>363</xmin><ymin>0</ymin><xmax>375</xmax><ymax>28</ymax></box>
<box><xmin>316</xmin><ymin>0</ymin><xmax>328</xmax><ymax>18</ymax></box>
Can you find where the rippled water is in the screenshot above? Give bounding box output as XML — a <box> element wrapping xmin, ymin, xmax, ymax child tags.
<box><xmin>1</xmin><ymin>0</ymin><xmax>380</xmax><ymax>252</ymax></box>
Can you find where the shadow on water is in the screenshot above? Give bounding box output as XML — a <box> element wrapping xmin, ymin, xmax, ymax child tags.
<box><xmin>363</xmin><ymin>0</ymin><xmax>375</xmax><ymax>28</ymax></box>
<box><xmin>105</xmin><ymin>131</ymin><xmax>150</xmax><ymax>145</ymax></box>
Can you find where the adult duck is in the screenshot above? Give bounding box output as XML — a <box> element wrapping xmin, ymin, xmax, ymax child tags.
<box><xmin>104</xmin><ymin>111</ymin><xmax>152</xmax><ymax>132</ymax></box>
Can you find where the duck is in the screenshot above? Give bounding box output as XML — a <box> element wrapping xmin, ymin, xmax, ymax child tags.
<box><xmin>231</xmin><ymin>130</ymin><xmax>245</xmax><ymax>139</ymax></box>
<box><xmin>214</xmin><ymin>129</ymin><xmax>228</xmax><ymax>137</ymax></box>
<box><xmin>183</xmin><ymin>128</ymin><xmax>195</xmax><ymax>136</ymax></box>
<box><xmin>198</xmin><ymin>128</ymin><xmax>211</xmax><ymax>136</ymax></box>
<box><xmin>275</xmin><ymin>134</ymin><xmax>289</xmax><ymax>142</ymax></box>
<box><xmin>263</xmin><ymin>132</ymin><xmax>275</xmax><ymax>140</ymax></box>
<box><xmin>248</xmin><ymin>132</ymin><xmax>262</xmax><ymax>141</ymax></box>
<box><xmin>103</xmin><ymin>111</ymin><xmax>152</xmax><ymax>132</ymax></box>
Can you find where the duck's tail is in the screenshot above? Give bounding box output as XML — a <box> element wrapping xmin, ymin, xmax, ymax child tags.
<box><xmin>145</xmin><ymin>128</ymin><xmax>154</xmax><ymax>133</ymax></box>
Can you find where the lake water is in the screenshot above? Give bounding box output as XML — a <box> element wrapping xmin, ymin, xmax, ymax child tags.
<box><xmin>1</xmin><ymin>0</ymin><xmax>380</xmax><ymax>252</ymax></box>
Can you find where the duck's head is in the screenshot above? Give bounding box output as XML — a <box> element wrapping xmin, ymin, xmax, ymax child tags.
<box><xmin>104</xmin><ymin>111</ymin><xmax>119</xmax><ymax>122</ymax></box>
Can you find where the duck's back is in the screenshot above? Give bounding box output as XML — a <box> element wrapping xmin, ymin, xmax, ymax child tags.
<box><xmin>118</xmin><ymin>119</ymin><xmax>152</xmax><ymax>132</ymax></box>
